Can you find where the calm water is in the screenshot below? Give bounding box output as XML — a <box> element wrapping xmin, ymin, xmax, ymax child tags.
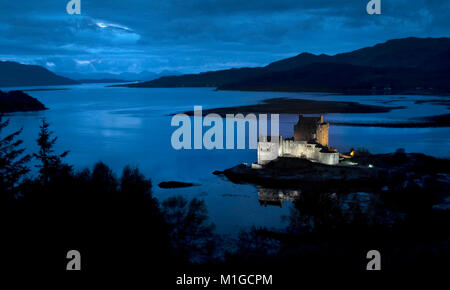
<box><xmin>3</xmin><ymin>84</ymin><xmax>450</xmax><ymax>233</ymax></box>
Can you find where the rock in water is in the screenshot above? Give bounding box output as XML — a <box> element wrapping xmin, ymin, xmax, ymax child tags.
<box><xmin>158</xmin><ymin>181</ymin><xmax>196</xmax><ymax>189</ymax></box>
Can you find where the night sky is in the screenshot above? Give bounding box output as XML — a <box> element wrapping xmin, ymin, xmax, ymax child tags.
<box><xmin>1</xmin><ymin>0</ymin><xmax>449</xmax><ymax>75</ymax></box>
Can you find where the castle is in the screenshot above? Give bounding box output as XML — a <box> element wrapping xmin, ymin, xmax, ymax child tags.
<box><xmin>256</xmin><ymin>115</ymin><xmax>339</xmax><ymax>166</ymax></box>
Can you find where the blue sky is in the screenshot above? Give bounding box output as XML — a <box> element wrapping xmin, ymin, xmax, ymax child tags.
<box><xmin>1</xmin><ymin>0</ymin><xmax>449</xmax><ymax>75</ymax></box>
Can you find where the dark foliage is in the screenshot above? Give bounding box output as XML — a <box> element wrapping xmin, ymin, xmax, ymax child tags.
<box><xmin>226</xmin><ymin>188</ymin><xmax>449</xmax><ymax>274</ymax></box>
<box><xmin>162</xmin><ymin>196</ymin><xmax>216</xmax><ymax>263</ymax></box>
<box><xmin>33</xmin><ymin>119</ymin><xmax>71</xmax><ymax>186</ymax></box>
<box><xmin>1</xmin><ymin>118</ymin><xmax>448</xmax><ymax>279</ymax></box>
<box><xmin>0</xmin><ymin>117</ymin><xmax>30</xmax><ymax>200</ymax></box>
<box><xmin>2</xmin><ymin>119</ymin><xmax>215</xmax><ymax>277</ymax></box>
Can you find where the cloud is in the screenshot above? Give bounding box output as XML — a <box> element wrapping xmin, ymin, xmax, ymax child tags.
<box><xmin>0</xmin><ymin>0</ymin><xmax>448</xmax><ymax>74</ymax></box>
<box><xmin>95</xmin><ymin>21</ymin><xmax>132</xmax><ymax>32</ymax></box>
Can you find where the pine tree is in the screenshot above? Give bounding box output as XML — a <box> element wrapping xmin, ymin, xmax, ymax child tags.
<box><xmin>33</xmin><ymin>119</ymin><xmax>71</xmax><ymax>184</ymax></box>
<box><xmin>0</xmin><ymin>116</ymin><xmax>30</xmax><ymax>199</ymax></box>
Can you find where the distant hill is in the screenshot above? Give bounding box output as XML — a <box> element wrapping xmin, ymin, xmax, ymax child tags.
<box><xmin>220</xmin><ymin>62</ymin><xmax>450</xmax><ymax>93</ymax></box>
<box><xmin>265</xmin><ymin>37</ymin><xmax>450</xmax><ymax>71</ymax></box>
<box><xmin>123</xmin><ymin>37</ymin><xmax>450</xmax><ymax>94</ymax></box>
<box><xmin>62</xmin><ymin>70</ymin><xmax>181</xmax><ymax>83</ymax></box>
<box><xmin>0</xmin><ymin>90</ymin><xmax>46</xmax><ymax>113</ymax></box>
<box><xmin>0</xmin><ymin>61</ymin><xmax>78</xmax><ymax>87</ymax></box>
<box><xmin>131</xmin><ymin>67</ymin><xmax>266</xmax><ymax>88</ymax></box>
<box><xmin>78</xmin><ymin>79</ymin><xmax>131</xmax><ymax>84</ymax></box>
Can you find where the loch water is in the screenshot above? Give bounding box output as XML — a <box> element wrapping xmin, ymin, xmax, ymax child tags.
<box><xmin>3</xmin><ymin>84</ymin><xmax>450</xmax><ymax>233</ymax></box>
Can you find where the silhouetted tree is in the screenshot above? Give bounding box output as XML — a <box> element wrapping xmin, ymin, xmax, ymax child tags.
<box><xmin>33</xmin><ymin>119</ymin><xmax>71</xmax><ymax>184</ymax></box>
<box><xmin>162</xmin><ymin>196</ymin><xmax>216</xmax><ymax>262</ymax></box>
<box><xmin>120</xmin><ymin>165</ymin><xmax>152</xmax><ymax>201</ymax></box>
<box><xmin>233</xmin><ymin>227</ymin><xmax>280</xmax><ymax>261</ymax></box>
<box><xmin>90</xmin><ymin>161</ymin><xmax>118</xmax><ymax>200</ymax></box>
<box><xmin>0</xmin><ymin>117</ymin><xmax>30</xmax><ymax>199</ymax></box>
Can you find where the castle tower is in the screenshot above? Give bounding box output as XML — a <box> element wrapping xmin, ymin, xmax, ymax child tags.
<box><xmin>294</xmin><ymin>115</ymin><xmax>329</xmax><ymax>147</ymax></box>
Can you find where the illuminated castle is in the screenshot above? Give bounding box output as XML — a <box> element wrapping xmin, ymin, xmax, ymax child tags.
<box><xmin>256</xmin><ymin>115</ymin><xmax>339</xmax><ymax>166</ymax></box>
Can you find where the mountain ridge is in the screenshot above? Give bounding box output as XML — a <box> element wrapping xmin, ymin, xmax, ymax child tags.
<box><xmin>0</xmin><ymin>61</ymin><xmax>78</xmax><ymax>87</ymax></box>
<box><xmin>61</xmin><ymin>70</ymin><xmax>181</xmax><ymax>83</ymax></box>
<box><xmin>120</xmin><ymin>37</ymin><xmax>450</xmax><ymax>94</ymax></box>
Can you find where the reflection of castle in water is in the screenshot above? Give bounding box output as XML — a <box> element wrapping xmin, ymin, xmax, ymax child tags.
<box><xmin>256</xmin><ymin>115</ymin><xmax>340</xmax><ymax>166</ymax></box>
<box><xmin>258</xmin><ymin>187</ymin><xmax>300</xmax><ymax>207</ymax></box>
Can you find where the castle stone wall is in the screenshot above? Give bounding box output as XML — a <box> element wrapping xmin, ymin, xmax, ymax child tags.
<box><xmin>257</xmin><ymin>141</ymin><xmax>280</xmax><ymax>165</ymax></box>
<box><xmin>318</xmin><ymin>151</ymin><xmax>340</xmax><ymax>165</ymax></box>
<box><xmin>316</xmin><ymin>123</ymin><xmax>329</xmax><ymax>147</ymax></box>
<box><xmin>257</xmin><ymin>139</ymin><xmax>339</xmax><ymax>165</ymax></box>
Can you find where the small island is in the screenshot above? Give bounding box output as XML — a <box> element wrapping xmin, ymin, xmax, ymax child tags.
<box><xmin>216</xmin><ymin>153</ymin><xmax>449</xmax><ymax>193</ymax></box>
<box><xmin>181</xmin><ymin>98</ymin><xmax>450</xmax><ymax>128</ymax></box>
<box><xmin>215</xmin><ymin>115</ymin><xmax>450</xmax><ymax>209</ymax></box>
<box><xmin>0</xmin><ymin>90</ymin><xmax>47</xmax><ymax>113</ymax></box>
<box><xmin>158</xmin><ymin>181</ymin><xmax>196</xmax><ymax>189</ymax></box>
<box><xmin>181</xmin><ymin>97</ymin><xmax>403</xmax><ymax>116</ymax></box>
